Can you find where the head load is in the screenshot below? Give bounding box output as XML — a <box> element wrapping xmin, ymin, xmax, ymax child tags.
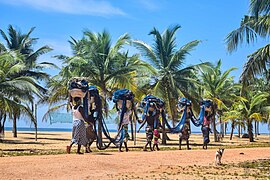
<box><xmin>112</xmin><ymin>89</ymin><xmax>135</xmax><ymax>111</ymax></box>
<box><xmin>178</xmin><ymin>97</ymin><xmax>192</xmax><ymax>109</ymax></box>
<box><xmin>68</xmin><ymin>78</ymin><xmax>89</xmax><ymax>98</ymax></box>
<box><xmin>200</xmin><ymin>99</ymin><xmax>213</xmax><ymax>112</ymax></box>
<box><xmin>140</xmin><ymin>95</ymin><xmax>165</xmax><ymax>110</ymax></box>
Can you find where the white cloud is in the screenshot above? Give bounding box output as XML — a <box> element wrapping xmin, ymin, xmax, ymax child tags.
<box><xmin>0</xmin><ymin>0</ymin><xmax>126</xmax><ymax>17</ymax></box>
<box><xmin>136</xmin><ymin>0</ymin><xmax>160</xmax><ymax>11</ymax></box>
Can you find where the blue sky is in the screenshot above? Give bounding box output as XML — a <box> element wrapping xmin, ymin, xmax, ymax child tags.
<box><xmin>1</xmin><ymin>0</ymin><xmax>269</xmax><ymax>133</ymax></box>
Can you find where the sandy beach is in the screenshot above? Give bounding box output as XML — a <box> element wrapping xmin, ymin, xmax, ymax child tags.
<box><xmin>0</xmin><ymin>131</ymin><xmax>270</xmax><ymax>179</ymax></box>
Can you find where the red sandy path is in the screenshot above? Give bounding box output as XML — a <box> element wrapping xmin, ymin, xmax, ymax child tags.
<box><xmin>1</xmin><ymin>147</ymin><xmax>270</xmax><ymax>179</ymax></box>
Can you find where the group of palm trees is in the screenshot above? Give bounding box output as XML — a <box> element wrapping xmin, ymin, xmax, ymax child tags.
<box><xmin>0</xmin><ymin>0</ymin><xmax>269</xmax><ymax>143</ymax></box>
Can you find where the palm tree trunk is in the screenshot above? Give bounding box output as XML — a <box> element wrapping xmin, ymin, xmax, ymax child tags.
<box><xmin>13</xmin><ymin>113</ymin><xmax>17</xmax><ymax>138</ymax></box>
<box><xmin>162</xmin><ymin>115</ymin><xmax>166</xmax><ymax>145</ymax></box>
<box><xmin>220</xmin><ymin>115</ymin><xmax>224</xmax><ymax>138</ymax></box>
<box><xmin>130</xmin><ymin>115</ymin><xmax>134</xmax><ymax>141</ymax></box>
<box><xmin>0</xmin><ymin>113</ymin><xmax>7</xmax><ymax>142</ymax></box>
<box><xmin>257</xmin><ymin>121</ymin><xmax>260</xmax><ymax>135</ymax></box>
<box><xmin>224</xmin><ymin>122</ymin><xmax>227</xmax><ymax>135</ymax></box>
<box><xmin>247</xmin><ymin>119</ymin><xmax>254</xmax><ymax>142</ymax></box>
<box><xmin>35</xmin><ymin>104</ymin><xmax>38</xmax><ymax>141</ymax></box>
<box><xmin>98</xmin><ymin>86</ymin><xmax>107</xmax><ymax>147</ymax></box>
<box><xmin>254</xmin><ymin>121</ymin><xmax>257</xmax><ymax>138</ymax></box>
<box><xmin>212</xmin><ymin>107</ymin><xmax>218</xmax><ymax>142</ymax></box>
<box><xmin>162</xmin><ymin>83</ymin><xmax>175</xmax><ymax>145</ymax></box>
<box><xmin>230</xmin><ymin>121</ymin><xmax>235</xmax><ymax>140</ymax></box>
<box><xmin>238</xmin><ymin>123</ymin><xmax>241</xmax><ymax>137</ymax></box>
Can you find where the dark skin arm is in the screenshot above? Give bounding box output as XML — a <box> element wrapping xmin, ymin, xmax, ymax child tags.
<box><xmin>76</xmin><ymin>105</ymin><xmax>90</xmax><ymax>123</ymax></box>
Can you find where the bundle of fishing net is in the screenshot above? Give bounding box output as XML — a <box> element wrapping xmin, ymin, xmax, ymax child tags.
<box><xmin>112</xmin><ymin>89</ymin><xmax>135</xmax><ymax>110</ymax></box>
<box><xmin>200</xmin><ymin>99</ymin><xmax>213</xmax><ymax>112</ymax></box>
<box><xmin>68</xmin><ymin>77</ymin><xmax>89</xmax><ymax>98</ymax></box>
<box><xmin>140</xmin><ymin>95</ymin><xmax>165</xmax><ymax>110</ymax></box>
<box><xmin>177</xmin><ymin>97</ymin><xmax>192</xmax><ymax>109</ymax></box>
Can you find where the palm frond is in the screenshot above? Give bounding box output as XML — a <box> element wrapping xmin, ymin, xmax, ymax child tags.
<box><xmin>132</xmin><ymin>40</ymin><xmax>159</xmax><ymax>68</ymax></box>
<box><xmin>225</xmin><ymin>16</ymin><xmax>258</xmax><ymax>52</ymax></box>
<box><xmin>241</xmin><ymin>44</ymin><xmax>270</xmax><ymax>86</ymax></box>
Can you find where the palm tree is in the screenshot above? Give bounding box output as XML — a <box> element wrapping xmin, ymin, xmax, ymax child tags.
<box><xmin>223</xmin><ymin>100</ymin><xmax>246</xmax><ymax>140</ymax></box>
<box><xmin>133</xmin><ymin>25</ymin><xmax>209</xmax><ymax>144</ymax></box>
<box><xmin>0</xmin><ymin>51</ymin><xmax>43</xmax><ymax>138</ymax></box>
<box><xmin>237</xmin><ymin>91</ymin><xmax>269</xmax><ymax>142</ymax></box>
<box><xmin>247</xmin><ymin>76</ymin><xmax>270</xmax><ymax>135</ymax></box>
<box><xmin>195</xmin><ymin>59</ymin><xmax>239</xmax><ymax>142</ymax></box>
<box><xmin>225</xmin><ymin>0</ymin><xmax>270</xmax><ymax>86</ymax></box>
<box><xmin>0</xmin><ymin>25</ymin><xmax>53</xmax><ymax>137</ymax></box>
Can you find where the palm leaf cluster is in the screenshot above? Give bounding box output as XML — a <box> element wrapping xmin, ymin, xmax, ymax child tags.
<box><xmin>225</xmin><ymin>0</ymin><xmax>270</xmax><ymax>85</ymax></box>
<box><xmin>0</xmin><ymin>25</ymin><xmax>53</xmax><ymax>137</ymax></box>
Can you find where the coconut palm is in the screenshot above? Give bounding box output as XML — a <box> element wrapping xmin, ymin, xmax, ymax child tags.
<box><xmin>0</xmin><ymin>51</ymin><xmax>43</xmax><ymax>138</ymax></box>
<box><xmin>0</xmin><ymin>25</ymin><xmax>53</xmax><ymax>136</ymax></box>
<box><xmin>195</xmin><ymin>59</ymin><xmax>240</xmax><ymax>141</ymax></box>
<box><xmin>223</xmin><ymin>99</ymin><xmax>246</xmax><ymax>140</ymax></box>
<box><xmin>133</xmin><ymin>25</ymin><xmax>206</xmax><ymax>123</ymax></box>
<box><xmin>225</xmin><ymin>0</ymin><xmax>270</xmax><ymax>86</ymax></box>
<box><xmin>246</xmin><ymin>77</ymin><xmax>270</xmax><ymax>134</ymax></box>
<box><xmin>237</xmin><ymin>91</ymin><xmax>269</xmax><ymax>142</ymax></box>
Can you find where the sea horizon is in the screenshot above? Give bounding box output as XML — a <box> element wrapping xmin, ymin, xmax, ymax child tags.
<box><xmin>4</xmin><ymin>126</ymin><xmax>270</xmax><ymax>135</ymax></box>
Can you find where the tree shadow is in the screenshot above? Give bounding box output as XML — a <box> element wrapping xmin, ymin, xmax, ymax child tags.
<box><xmin>2</xmin><ymin>139</ymin><xmax>50</xmax><ymax>145</ymax></box>
<box><xmin>93</xmin><ymin>152</ymin><xmax>113</xmax><ymax>156</ymax></box>
<box><xmin>20</xmin><ymin>132</ymin><xmax>60</xmax><ymax>136</ymax></box>
<box><xmin>22</xmin><ymin>137</ymin><xmax>69</xmax><ymax>141</ymax></box>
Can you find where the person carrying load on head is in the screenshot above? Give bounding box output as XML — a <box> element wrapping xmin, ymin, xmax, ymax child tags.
<box><xmin>113</xmin><ymin>89</ymin><xmax>135</xmax><ymax>152</ymax></box>
<box><xmin>178</xmin><ymin>97</ymin><xmax>191</xmax><ymax>150</ymax></box>
<box><xmin>67</xmin><ymin>97</ymin><xmax>89</xmax><ymax>154</ymax></box>
<box><xmin>84</xmin><ymin>86</ymin><xmax>100</xmax><ymax>153</ymax></box>
<box><xmin>138</xmin><ymin>94</ymin><xmax>163</xmax><ymax>151</ymax></box>
<box><xmin>201</xmin><ymin>100</ymin><xmax>213</xmax><ymax>150</ymax></box>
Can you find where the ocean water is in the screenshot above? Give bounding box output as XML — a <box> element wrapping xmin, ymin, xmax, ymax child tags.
<box><xmin>4</xmin><ymin>127</ymin><xmax>117</xmax><ymax>133</ymax></box>
<box><xmin>4</xmin><ymin>126</ymin><xmax>270</xmax><ymax>135</ymax></box>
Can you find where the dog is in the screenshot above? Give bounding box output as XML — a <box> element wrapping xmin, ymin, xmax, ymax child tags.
<box><xmin>215</xmin><ymin>148</ymin><xmax>225</xmax><ymax>165</ymax></box>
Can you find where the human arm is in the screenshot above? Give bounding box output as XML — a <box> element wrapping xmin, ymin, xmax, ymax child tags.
<box><xmin>79</xmin><ymin>106</ymin><xmax>90</xmax><ymax>123</ymax></box>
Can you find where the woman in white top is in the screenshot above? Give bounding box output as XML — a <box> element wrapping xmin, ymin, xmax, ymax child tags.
<box><xmin>67</xmin><ymin>97</ymin><xmax>88</xmax><ymax>154</ymax></box>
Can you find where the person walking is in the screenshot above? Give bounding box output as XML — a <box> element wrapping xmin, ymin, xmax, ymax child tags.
<box><xmin>67</xmin><ymin>97</ymin><xmax>88</xmax><ymax>154</ymax></box>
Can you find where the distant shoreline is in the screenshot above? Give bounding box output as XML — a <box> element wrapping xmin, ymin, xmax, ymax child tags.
<box><xmin>4</xmin><ymin>127</ymin><xmax>270</xmax><ymax>135</ymax></box>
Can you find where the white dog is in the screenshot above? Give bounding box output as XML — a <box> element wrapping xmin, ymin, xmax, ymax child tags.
<box><xmin>215</xmin><ymin>148</ymin><xmax>225</xmax><ymax>165</ymax></box>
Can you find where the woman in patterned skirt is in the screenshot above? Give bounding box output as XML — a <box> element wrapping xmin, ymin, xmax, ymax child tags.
<box><xmin>67</xmin><ymin>97</ymin><xmax>88</xmax><ymax>154</ymax></box>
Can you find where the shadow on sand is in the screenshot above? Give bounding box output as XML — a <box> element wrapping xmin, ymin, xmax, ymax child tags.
<box><xmin>2</xmin><ymin>139</ymin><xmax>50</xmax><ymax>145</ymax></box>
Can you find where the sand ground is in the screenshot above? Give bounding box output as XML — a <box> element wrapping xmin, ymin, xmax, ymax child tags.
<box><xmin>0</xmin><ymin>131</ymin><xmax>270</xmax><ymax>179</ymax></box>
